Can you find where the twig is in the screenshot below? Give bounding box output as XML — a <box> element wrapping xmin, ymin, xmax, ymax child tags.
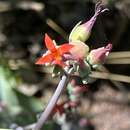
<box><xmin>33</xmin><ymin>68</ymin><xmax>73</xmax><ymax>130</ymax></box>
<box><xmin>46</xmin><ymin>18</ymin><xmax>68</xmax><ymax>40</ymax></box>
<box><xmin>107</xmin><ymin>51</ymin><xmax>130</xmax><ymax>59</ymax></box>
<box><xmin>106</xmin><ymin>58</ymin><xmax>130</xmax><ymax>64</ymax></box>
<box><xmin>90</xmin><ymin>71</ymin><xmax>130</xmax><ymax>83</ymax></box>
<box><xmin>98</xmin><ymin>65</ymin><xmax>129</xmax><ymax>102</ymax></box>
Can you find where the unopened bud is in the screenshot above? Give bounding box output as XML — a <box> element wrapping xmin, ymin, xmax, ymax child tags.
<box><xmin>87</xmin><ymin>43</ymin><xmax>112</xmax><ymax>66</ymax></box>
<box><xmin>69</xmin><ymin>2</ymin><xmax>108</xmax><ymax>43</ymax></box>
<box><xmin>70</xmin><ymin>41</ymin><xmax>89</xmax><ymax>59</ymax></box>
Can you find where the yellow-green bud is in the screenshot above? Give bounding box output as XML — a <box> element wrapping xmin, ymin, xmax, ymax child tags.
<box><xmin>69</xmin><ymin>2</ymin><xmax>109</xmax><ymax>43</ymax></box>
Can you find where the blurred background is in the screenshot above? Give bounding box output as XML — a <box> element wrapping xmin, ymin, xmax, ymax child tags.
<box><xmin>0</xmin><ymin>0</ymin><xmax>130</xmax><ymax>130</ymax></box>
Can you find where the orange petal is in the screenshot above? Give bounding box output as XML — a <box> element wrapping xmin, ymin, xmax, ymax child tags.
<box><xmin>35</xmin><ymin>53</ymin><xmax>53</xmax><ymax>64</ymax></box>
<box><xmin>45</xmin><ymin>33</ymin><xmax>56</xmax><ymax>52</ymax></box>
<box><xmin>53</xmin><ymin>60</ymin><xmax>66</xmax><ymax>68</ymax></box>
<box><xmin>58</xmin><ymin>44</ymin><xmax>74</xmax><ymax>55</ymax></box>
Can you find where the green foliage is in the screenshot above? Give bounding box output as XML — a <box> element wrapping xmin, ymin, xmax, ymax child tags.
<box><xmin>42</xmin><ymin>122</ymin><xmax>55</xmax><ymax>130</ymax></box>
<box><xmin>0</xmin><ymin>66</ymin><xmax>21</xmax><ymax>115</ymax></box>
<box><xmin>0</xmin><ymin>66</ymin><xmax>43</xmax><ymax>127</ymax></box>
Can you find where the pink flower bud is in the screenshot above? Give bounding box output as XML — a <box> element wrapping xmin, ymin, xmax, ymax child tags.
<box><xmin>68</xmin><ymin>101</ymin><xmax>79</xmax><ymax>107</ymax></box>
<box><xmin>87</xmin><ymin>43</ymin><xmax>112</xmax><ymax>66</ymax></box>
<box><xmin>69</xmin><ymin>2</ymin><xmax>108</xmax><ymax>43</ymax></box>
<box><xmin>73</xmin><ymin>85</ymin><xmax>88</xmax><ymax>94</ymax></box>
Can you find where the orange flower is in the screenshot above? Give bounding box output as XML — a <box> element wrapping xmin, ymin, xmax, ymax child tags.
<box><xmin>36</xmin><ymin>34</ymin><xmax>74</xmax><ymax>68</ymax></box>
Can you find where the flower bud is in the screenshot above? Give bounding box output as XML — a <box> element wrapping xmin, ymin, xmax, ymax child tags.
<box><xmin>69</xmin><ymin>2</ymin><xmax>108</xmax><ymax>43</ymax></box>
<box><xmin>73</xmin><ymin>85</ymin><xmax>88</xmax><ymax>94</ymax></box>
<box><xmin>87</xmin><ymin>43</ymin><xmax>112</xmax><ymax>66</ymax></box>
<box><xmin>70</xmin><ymin>41</ymin><xmax>89</xmax><ymax>60</ymax></box>
<box><xmin>68</xmin><ymin>101</ymin><xmax>78</xmax><ymax>107</ymax></box>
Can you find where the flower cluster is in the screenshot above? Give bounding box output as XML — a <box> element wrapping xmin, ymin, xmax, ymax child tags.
<box><xmin>34</xmin><ymin>2</ymin><xmax>113</xmax><ymax>129</ymax></box>
<box><xmin>36</xmin><ymin>2</ymin><xmax>112</xmax><ymax>79</ymax></box>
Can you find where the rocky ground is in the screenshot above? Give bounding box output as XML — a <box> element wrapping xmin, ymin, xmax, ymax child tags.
<box><xmin>80</xmin><ymin>84</ymin><xmax>130</xmax><ymax>130</ymax></box>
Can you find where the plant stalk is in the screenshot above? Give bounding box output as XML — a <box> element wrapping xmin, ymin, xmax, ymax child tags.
<box><xmin>33</xmin><ymin>69</ymin><xmax>72</xmax><ymax>130</ymax></box>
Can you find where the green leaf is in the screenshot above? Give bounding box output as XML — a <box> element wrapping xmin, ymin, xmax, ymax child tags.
<box><xmin>14</xmin><ymin>89</ymin><xmax>43</xmax><ymax>112</ymax></box>
<box><xmin>0</xmin><ymin>66</ymin><xmax>22</xmax><ymax>115</ymax></box>
<box><xmin>0</xmin><ymin>66</ymin><xmax>43</xmax><ymax>115</ymax></box>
